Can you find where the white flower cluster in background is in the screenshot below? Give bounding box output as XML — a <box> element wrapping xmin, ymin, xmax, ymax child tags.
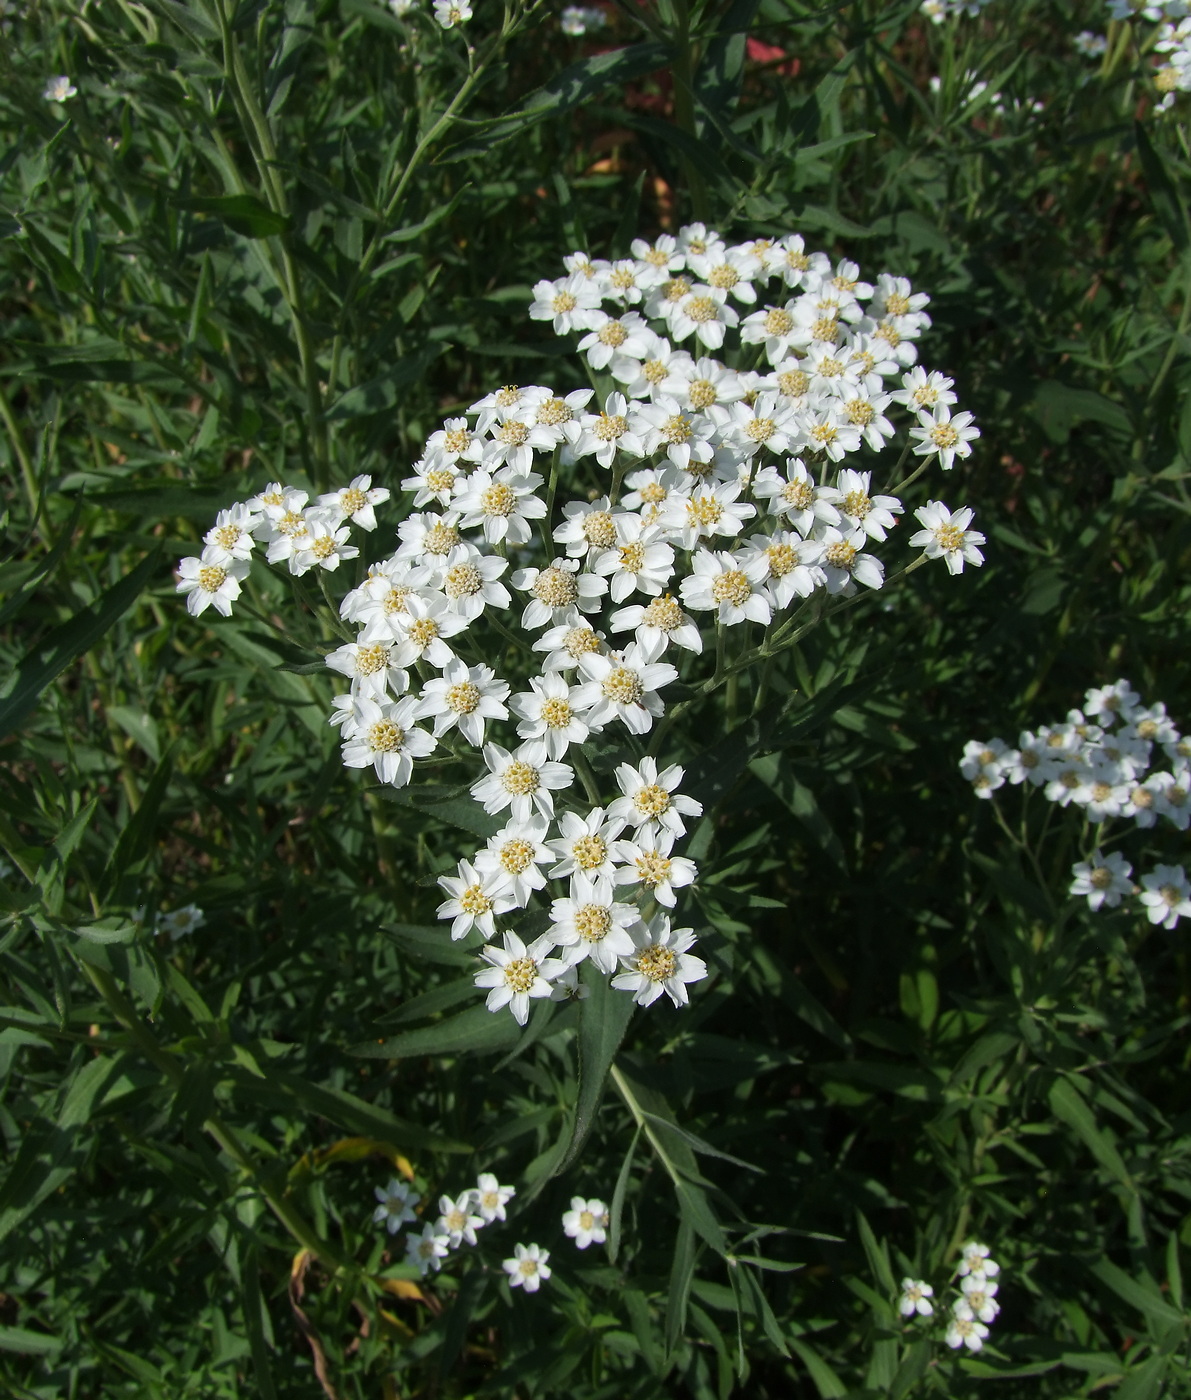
<box><xmin>898</xmin><ymin>1240</ymin><xmax>1002</xmax><ymax>1353</ymax></box>
<box><xmin>920</xmin><ymin>0</ymin><xmax>994</xmax><ymax>21</ymax></box>
<box><xmin>560</xmin><ymin>4</ymin><xmax>607</xmax><ymax>35</ymax></box>
<box><xmin>178</xmin><ymin>223</ymin><xmax>984</xmax><ymax>1021</ymax></box>
<box><xmin>962</xmin><ymin>679</ymin><xmax>1191</xmax><ymax>929</ymax></box>
<box><xmin>1075</xmin><ymin>2</ymin><xmax>1191</xmax><ymax>108</ymax></box>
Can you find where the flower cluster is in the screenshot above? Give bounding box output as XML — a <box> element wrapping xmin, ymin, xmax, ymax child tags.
<box><xmin>898</xmin><ymin>1240</ymin><xmax>1002</xmax><ymax>1354</ymax></box>
<box><xmin>560</xmin><ymin>4</ymin><xmax>607</xmax><ymax>35</ymax></box>
<box><xmin>178</xmin><ymin>223</ymin><xmax>983</xmax><ymax>1021</ymax></box>
<box><xmin>962</xmin><ymin>680</ymin><xmax>1191</xmax><ymax>928</ymax></box>
<box><xmin>920</xmin><ymin>0</ymin><xmax>994</xmax><ymax>21</ymax></box>
<box><xmin>1078</xmin><ymin>2</ymin><xmax>1191</xmax><ymax>108</ymax></box>
<box><xmin>373</xmin><ymin>1170</ymin><xmax>515</xmax><ymax>1276</ymax></box>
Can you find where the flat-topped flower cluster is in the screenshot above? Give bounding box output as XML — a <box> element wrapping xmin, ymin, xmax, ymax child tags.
<box><xmin>176</xmin><ymin>223</ymin><xmax>984</xmax><ymax>1021</ymax></box>
<box><xmin>899</xmin><ymin>1240</ymin><xmax>1003</xmax><ymax>1354</ymax></box>
<box><xmin>962</xmin><ymin>680</ymin><xmax>1191</xmax><ymax>928</ymax></box>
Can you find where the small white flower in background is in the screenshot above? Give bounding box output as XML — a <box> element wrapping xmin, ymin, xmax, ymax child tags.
<box><xmin>406</xmin><ymin>1223</ymin><xmax>450</xmax><ymax>1275</ymax></box>
<box><xmin>961</xmin><ymin>1273</ymin><xmax>1001</xmax><ymax>1324</ymax></box>
<box><xmin>176</xmin><ymin>553</ymin><xmax>249</xmax><ymax>618</ymax></box>
<box><xmin>957</xmin><ymin>1242</ymin><xmax>1000</xmax><ymax>1278</ymax></box>
<box><xmin>909</xmin><ymin>403</ymin><xmax>981</xmax><ymax>471</ymax></box>
<box><xmin>946</xmin><ymin>1299</ymin><xmax>989</xmax><ymax>1351</ymax></box>
<box><xmin>562</xmin><ymin>1196</ymin><xmax>609</xmax><ymax>1249</ymax></box>
<box><xmin>898</xmin><ymin>1278</ymin><xmax>934</xmax><ymax>1318</ymax></box>
<box><xmin>472</xmin><ymin>1172</ymin><xmax>515</xmax><ymax>1223</ymax></box>
<box><xmin>43</xmin><ymin>75</ymin><xmax>77</xmax><ymax>102</ymax></box>
<box><xmin>910</xmin><ymin>501</ymin><xmax>985</xmax><ymax>574</ymax></box>
<box><xmin>1074</xmin><ymin>30</ymin><xmax>1108</xmax><ymax>57</ymax></box>
<box><xmin>157</xmin><ymin>905</ymin><xmax>205</xmax><ymax>940</ymax></box>
<box><xmin>612</xmin><ymin>914</ymin><xmax>708</xmax><ymax>1008</ymax></box>
<box><xmin>1140</xmin><ymin>864</ymin><xmax>1191</xmax><ymax>929</ymax></box>
<box><xmin>474</xmin><ymin>929</ymin><xmax>565</xmax><ymax>1024</ymax></box>
<box><xmin>1069</xmin><ymin>851</ymin><xmax>1133</xmax><ymax>911</ymax></box>
<box><xmin>1084</xmin><ymin>679</ymin><xmax>1141</xmax><ymax>727</ymax></box>
<box><xmin>373</xmin><ymin>1178</ymin><xmax>420</xmax><ymax>1234</ymax></box>
<box><xmin>432</xmin><ymin>0</ymin><xmax>471</xmax><ymax>26</ymax></box>
<box><xmin>436</xmin><ymin>1192</ymin><xmax>484</xmax><ymax>1248</ymax></box>
<box><xmin>504</xmin><ymin>1242</ymin><xmax>551</xmax><ymax>1293</ymax></box>
<box><xmin>389</xmin><ymin>0</ymin><xmax>418</xmax><ymax>14</ymax></box>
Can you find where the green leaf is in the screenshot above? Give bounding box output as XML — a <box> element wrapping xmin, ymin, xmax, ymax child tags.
<box><xmin>325</xmin><ymin>344</ymin><xmax>447</xmax><ymax>421</ymax></box>
<box><xmin>104</xmin><ymin>743</ymin><xmax>176</xmax><ymax>896</ymax></box>
<box><xmin>348</xmin><ymin>1003</ymin><xmax>518</xmax><ymax>1060</ymax></box>
<box><xmin>0</xmin><ymin>1326</ymin><xmax>63</xmax><ymax>1355</ymax></box>
<box><xmin>1114</xmin><ymin>1355</ymin><xmax>1170</xmax><ymax>1400</ymax></box>
<box><xmin>379</xmin><ymin>923</ymin><xmax>475</xmax><ymax>967</ymax></box>
<box><xmin>555</xmin><ymin>964</ymin><xmax>635</xmax><ymax>1175</ymax></box>
<box><xmin>664</xmin><ymin>1219</ymin><xmax>696</xmax><ymax>1356</ymax></box>
<box><xmin>174</xmin><ymin>194</ymin><xmax>290</xmax><ymax>239</ymax></box>
<box><xmin>1049</xmin><ymin>1078</ymin><xmax>1134</xmax><ymax>1190</ymax></box>
<box><xmin>607</xmin><ymin>1124</ymin><xmax>640</xmax><ymax>1267</ymax></box>
<box><xmin>1090</xmin><ymin>1258</ymin><xmax>1184</xmax><ymax>1331</ymax></box>
<box><xmin>637</xmin><ymin>1111</ymin><xmax>762</xmax><ymax>1174</ymax></box>
<box><xmin>856</xmin><ymin>1210</ymin><xmax>897</xmax><ymax>1296</ymax></box>
<box><xmin>1135</xmin><ymin>121</ymin><xmax>1189</xmax><ymax>252</ymax></box>
<box><xmin>790</xmin><ymin>1339</ymin><xmax>847</xmax><ymax>1398</ymax></box>
<box><xmin>0</xmin><ymin>551</ymin><xmax>161</xmax><ymax>740</ymax></box>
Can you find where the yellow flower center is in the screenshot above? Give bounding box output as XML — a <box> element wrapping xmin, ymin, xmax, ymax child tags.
<box><xmin>496</xmin><ymin>385</ymin><xmax>521</xmax><ymax>407</ymax></box>
<box><xmin>278</xmin><ymin>510</ymin><xmax>307</xmax><ymax>537</ymax></box>
<box><xmin>931</xmin><ymin>424</ymin><xmax>960</xmax><ymax>450</ymax></box>
<box><xmin>575</xmin><ymin>905</ymin><xmax>612</xmax><ymax>942</ymax></box>
<box><xmin>663</xmin><ymin>276</ymin><xmax>691</xmax><ymax>302</ymax></box>
<box><xmin>532</xmin><ymin>568</ymin><xmax>578</xmax><ymax>607</ymax></box>
<box><xmin>745</xmin><ymin>416</ymin><xmax>776</xmax><ymax>443</ymax></box>
<box><xmin>642</xmin><ymin>594</ymin><xmax>683</xmax><ymax>630</ymax></box>
<box><xmin>537</xmin><ymin>397</ymin><xmax>574</xmax><ymax>426</ymax></box>
<box><xmin>619</xmin><ymin>541</ymin><xmax>646</xmax><ymax>571</ymax></box>
<box><xmin>541</xmin><ymin>697</ymin><xmax>573</xmax><ymax>729</ymax></box>
<box><xmin>778</xmin><ymin>369</ymin><xmax>810</xmax><ymax>398</ymax></box>
<box><xmin>824</xmin><ymin>540</ymin><xmax>856</xmax><ymax>569</ymax></box>
<box><xmin>766</xmin><ymin>543</ymin><xmax>796</xmax><ymax>577</ymax></box>
<box><xmin>446</xmin><ymin>681</ymin><xmax>481</xmax><ymax>713</ymax></box>
<box><xmin>643</xmin><ymin>358</ymin><xmax>668</xmax><ymax>384</ymax></box>
<box><xmin>498</xmin><ymin>420</ymin><xmax>529</xmax><ymax>446</ymax></box>
<box><xmin>443</xmin><ymin>427</ymin><xmax>471</xmax><ymax>454</ymax></box>
<box><xmin>688</xmin><ymin>496</ymin><xmax>722</xmax><ymax>527</ymax></box>
<box><xmin>311</xmin><ymin>535</ymin><xmax>337</xmax><ymax>559</ymax></box>
<box><xmin>711</xmin><ymin>570</ymin><xmax>752</xmax><ymax>606</ymax></box>
<box><xmin>552</xmin><ymin>290</ymin><xmax>578</xmax><ymax>312</ymax></box>
<box><xmin>481</xmin><ymin>483</ymin><xmax>517</xmax><ymax>516</ymax></box>
<box><xmin>573</xmin><ymin>834</ymin><xmax>607</xmax><ymax>870</ymax></box>
<box><xmin>636</xmin><ymin>944</ymin><xmax>678</xmax><ymax>983</ymax></box>
<box><xmin>213</xmin><ymin>524</ymin><xmax>240</xmax><ymax>549</ymax></box>
<box><xmin>423</xmin><ymin>522</ymin><xmax>460</xmax><ymax>554</ymax></box>
<box><xmin>502</xmin><ymin>761</ymin><xmax>540</xmax><ymax>796</ymax></box>
<box><xmin>579</xmin><ymin>1210</ymin><xmax>595</xmax><ymax>1230</ymax></box>
<box><xmin>708</xmin><ymin>263</ymin><xmax>739</xmax><ymax>288</ymax></box>
<box><xmin>935</xmin><ymin>523</ymin><xmax>964</xmax><ymax>551</ymax></box>
<box><xmin>356</xmin><ymin>644</ymin><xmax>391</xmax><ymax>676</ymax></box>
<box><xmin>341</xmin><ymin>487</ymin><xmax>368</xmax><ymax>514</ymax></box>
<box><xmin>633</xmin><ymin>784</ymin><xmax>671</xmax><ymax>818</ymax></box>
<box><xmin>781</xmin><ymin>479</ymin><xmax>813</xmax><ymax>509</ymax></box>
<box><xmin>598</xmin><ymin>320</ymin><xmax>629</xmax><ymax>347</ymax></box>
<box><xmin>426</xmin><ymin>468</ymin><xmax>455</xmax><ymax>494</ymax></box>
<box><xmin>685</xmin><ymin>296</ymin><xmax>718</xmax><ymax>324</ymax></box>
<box><xmin>603</xmin><ymin>666</ymin><xmax>645</xmax><ymax>704</ymax></box>
<box><xmin>198</xmin><ymin>564</ymin><xmax>227</xmax><ymax>592</ymax></box>
<box><xmin>459</xmin><ymin>884</ymin><xmax>492</xmax><ymax>915</ymax></box>
<box><xmin>842</xmin><ymin>489</ymin><xmax>871</xmax><ymax>519</ymax></box>
<box><xmin>688</xmin><ymin>378</ymin><xmax>717</xmax><ymax>409</ymax></box>
<box><xmin>594</xmin><ymin>414</ymin><xmax>627</xmax><ymax>442</ymax></box>
<box><xmin>368</xmin><ymin>720</ymin><xmax>405</xmax><ymax>753</ymax></box>
<box><xmin>582</xmin><ymin>511</ymin><xmax>617</xmax><ymax>547</ymax></box>
<box><xmin>884</xmin><ymin>292</ymin><xmax>911</xmax><ymax>316</ymax></box>
<box><xmin>444</xmin><ymin>565</ymin><xmax>481</xmax><ymax>599</ymax></box>
<box><xmin>500</xmin><ymin>838</ymin><xmax>534</xmax><ymax>874</ymax></box>
<box><xmin>504</xmin><ymin>956</ymin><xmax>537</xmax><ymax>993</ymax></box>
<box><xmin>564</xmin><ymin>626</ymin><xmax>600</xmax><ymax>658</ymax></box>
<box><xmin>635</xmin><ymin>852</ymin><xmax>672</xmax><ymax>886</ymax></box>
<box><xmin>764</xmin><ymin>307</ymin><xmax>794</xmax><ymax>336</ymax></box>
<box><xmin>810</xmin><ymin>317</ymin><xmax>839</xmax><ymax>343</ymax></box>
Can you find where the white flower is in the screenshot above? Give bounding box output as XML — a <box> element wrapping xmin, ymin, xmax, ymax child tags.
<box><xmin>957</xmin><ymin>1242</ymin><xmax>1000</xmax><ymax>1278</ymax></box>
<box><xmin>474</xmin><ymin>930</ymin><xmax>565</xmax><ymax>1025</ymax></box>
<box><xmin>471</xmin><ymin>742</ymin><xmax>574</xmax><ymax>823</ymax></box>
<box><xmin>577</xmin><ymin>310</ymin><xmax>653</xmax><ymax>371</ymax></box>
<box><xmin>290</xmin><ymin>517</ymin><xmax>359</xmax><ymax>575</ymax></box>
<box><xmin>910</xmin><ymin>501</ymin><xmax>985</xmax><ymax>574</ymax></box>
<box><xmin>961</xmin><ymin>1274</ymin><xmax>1001</xmax><ymax>1324</ymax></box>
<box><xmin>591</xmin><ymin>517</ymin><xmax>675</xmax><ymax>603</ymax></box>
<box><xmin>402</xmin><ymin>451</ymin><xmax>462</xmax><ymax>507</ymax></box>
<box><xmin>891</xmin><ymin>367</ymin><xmax>957</xmax><ymax>413</ymax></box>
<box><xmin>611</xmin><ymin>827</ymin><xmax>698</xmax><ymax>908</ymax></box>
<box><xmin>826</xmin><ymin>468</ymin><xmax>903</xmax><ymax>542</ymax></box>
<box><xmin>548</xmin><ymin>808</ymin><xmax>626</xmax><ymax>881</ymax></box>
<box><xmin>573</xmin><ymin>640</ymin><xmax>678</xmax><ymax>736</ymax></box>
<box><xmin>531</xmin><ymin>388</ymin><xmax>593</xmax><ymax>446</ymax></box>
<box><xmin>871</xmin><ymin>273</ymin><xmax>930</xmax><ymax>331</ymax></box>
<box><xmin>667</xmin><ymin>355</ymin><xmax>747</xmax><ymax>414</ymax></box>
<box><xmin>509</xmin><ymin>673</ymin><xmax>592</xmax><ymax>758</ymax></box>
<box><xmin>817</xmin><ymin>526</ymin><xmax>885</xmax><ymax>595</ymax></box>
<box><xmin>774</xmin><ymin>233</ymin><xmax>831</xmax><ymax>289</ymax></box>
<box><xmin>612</xmin><ymin>334</ymin><xmax>691</xmax><ymax>400</ymax></box>
<box><xmin>548</xmin><ymin>872</ymin><xmax>640</xmax><ymax>974</ymax></box>
<box><xmin>553</xmin><ymin>497</ymin><xmax>625</xmax><ymax>559</ymax></box>
<box><xmin>909</xmin><ymin>403</ymin><xmax>981</xmax><ymax>471</ymax></box>
<box><xmin>474</xmin><ymin>816</ymin><xmax>553</xmax><ymax>907</ymax></box>
<box><xmin>437</xmin><ymin>1192</ymin><xmax>484</xmax><ymax>1248</ymax></box>
<box><xmin>435</xmin><ymin>545</ymin><xmax>511</xmax><ymax>621</ymax></box>
<box><xmin>898</xmin><ymin>1278</ymin><xmax>934</xmax><ymax>1318</ymax></box>
<box><xmin>373</xmin><ymin>1178</ymin><xmax>420</xmax><ymax>1234</ymax></box>
<box><xmin>1069</xmin><ymin>851</ymin><xmax>1134</xmax><ymax>911</ymax></box>
<box><xmin>1083</xmin><ymin>680</ymin><xmax>1141</xmax><ymax>728</ymax></box>
<box><xmin>792</xmin><ymin>401</ymin><xmax>863</xmax><ymax>461</ymax></box>
<box><xmin>340</xmin><ymin>695</ymin><xmax>436</xmax><ymax>787</ymax></box>
<box><xmin>1075</xmin><ymin>29</ymin><xmax>1108</xmax><ymax>57</ymax></box>
<box><xmin>571</xmin><ymin>392</ymin><xmax>647</xmax><ymax>468</ymax></box>
<box><xmin>1152</xmin><ymin>768</ymin><xmax>1191</xmax><ymax>828</ymax></box>
<box><xmin>608</xmin><ymin>758</ymin><xmax>702</xmax><ymax>836</ymax></box>
<box><xmin>503</xmin><ymin>1242</ymin><xmax>551</xmax><ymax>1293</ymax></box>
<box><xmin>753</xmin><ymin>458</ymin><xmax>840</xmax><ymax>534</ymax></box>
<box><xmin>455</xmin><ymin>468</ymin><xmax>546</xmax><ymax>547</ymax></box>
<box><xmin>611</xmin><ymin>914</ymin><xmax>708</xmax><ymax>1008</ymax></box>
<box><xmin>610</xmin><ymin>592</ymin><xmax>703</xmax><ymax>654</ymax></box>
<box><xmin>417</xmin><ymin>659</ymin><xmax>510</xmax><ymax>746</ymax></box>
<box><xmin>659</xmin><ymin>480</ymin><xmax>756</xmax><ymax>551</ymax></box>
<box><xmin>680</xmin><ymin>548</ymin><xmax>772</xmax><ymax>626</ymax></box>
<box><xmin>382</xmin><ymin>594</ymin><xmax>470</xmax><ymax>670</ymax></box>
<box><xmin>472</xmin><ymin>1172</ymin><xmax>515</xmax><ymax>1223</ymax></box>
<box><xmin>158</xmin><ymin>905</ymin><xmax>205</xmax><ymax>940</ymax></box>
<box><xmin>533</xmin><ymin>609</ymin><xmax>607</xmax><ymax>672</ymax></box>
<box><xmin>740</xmin><ymin>299</ymin><xmax>805</xmax><ymax>363</ymax></box>
<box><xmin>479</xmin><ymin>412</ymin><xmax>558</xmax><ymax>475</ymax></box>
<box><xmin>175</xmin><ymin>552</ymin><xmax>249</xmax><ymax>618</ymax></box>
<box><xmin>633</xmin><ymin>395</ymin><xmax>716</xmax><ymax>471</ymax></box>
<box><xmin>43</xmin><ymin>75</ymin><xmax>77</xmax><ymax>102</ymax></box>
<box><xmin>432</xmin><ymin>0</ymin><xmax>472</xmax><ymax>26</ymax></box>
<box><xmin>622</xmin><ymin>466</ymin><xmax>686</xmax><ymax>525</ymax></box>
<box><xmin>317</xmin><ymin>475</ymin><xmax>390</xmax><ymax>531</ymax></box>
<box><xmin>325</xmin><ymin>639</ymin><xmax>409</xmax><ymax>700</ymax></box>
<box><xmin>945</xmin><ymin>1301</ymin><xmax>989</xmax><ymax>1352</ymax></box>
<box><xmin>669</xmin><ymin>284</ymin><xmax>740</xmax><ymax>349</ymax></box>
<box><xmin>436</xmin><ymin>859</ymin><xmax>515</xmax><ymax>941</ymax></box>
<box><xmin>512</xmin><ymin>557</ymin><xmax>607</xmax><ymax>630</ymax></box>
<box><xmin>562</xmin><ymin>1197</ymin><xmax>609</xmax><ymax>1249</ymax></box>
<box><xmin>406</xmin><ymin>1222</ymin><xmax>450</xmax><ymax>1275</ymax></box>
<box><xmin>738</xmin><ymin>530</ymin><xmax>824</xmax><ymax>609</ymax></box>
<box><xmin>396</xmin><ymin>510</ymin><xmax>464</xmax><ymax>563</ymax></box>
<box><xmin>202</xmin><ymin>505</ymin><xmax>259</xmax><ymax>564</ymax></box>
<box><xmin>711</xmin><ymin>392</ymin><xmax>797</xmax><ymax>457</ymax></box>
<box><xmin>530</xmin><ymin>274</ymin><xmax>603</xmax><ymax>334</ymax></box>
<box><xmin>341</xmin><ymin>558</ymin><xmax>432</xmax><ymax>629</ymax></box>
<box><xmin>1140</xmin><ymin>864</ymin><xmax>1191</xmax><ymax>929</ymax></box>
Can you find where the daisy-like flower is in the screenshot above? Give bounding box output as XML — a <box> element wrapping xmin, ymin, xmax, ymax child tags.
<box><xmin>478</xmin><ymin>410</ymin><xmax>558</xmax><ymax>475</ymax></box>
<box><xmin>43</xmin><ymin>75</ymin><xmax>77</xmax><ymax>102</ymax></box>
<box><xmin>961</xmin><ymin>1274</ymin><xmax>1001</xmax><ymax>1324</ymax></box>
<box><xmin>891</xmin><ymin>366</ymin><xmax>957</xmax><ymax>413</ymax></box>
<box><xmin>406</xmin><ymin>1223</ymin><xmax>450</xmax><ymax>1275</ymax></box>
<box><xmin>176</xmin><ymin>552</ymin><xmax>249</xmax><ymax>618</ymax></box>
<box><xmin>471</xmin><ymin>742</ymin><xmax>574</xmax><ymax>823</ymax></box>
<box><xmin>826</xmin><ymin>468</ymin><xmax>903</xmax><ymax>542</ymax></box>
<box><xmin>341</xmin><ymin>695</ymin><xmax>437</xmax><ymax>787</ymax></box>
<box><xmin>577</xmin><ymin>310</ymin><xmax>652</xmax><ymax>371</ymax></box>
<box><xmin>816</xmin><ymin>526</ymin><xmax>885</xmax><ymax>595</ymax></box>
<box><xmin>774</xmin><ymin>232</ymin><xmax>831</xmax><ymax>289</ymax></box>
<box><xmin>396</xmin><ymin>510</ymin><xmax>464</xmax><ymax>563</ymax></box>
<box><xmin>417</xmin><ymin>659</ymin><xmax>509</xmax><ymax>746</ymax></box>
<box><xmin>425</xmin><ymin>418</ymin><xmax>485</xmax><ymax>470</ymax></box>
<box><xmin>960</xmin><ymin>738</ymin><xmax>1011</xmax><ymax>787</ymax></box>
<box><xmin>533</xmin><ymin>609</ymin><xmax>607</xmax><ymax>672</ymax></box>
<box><xmin>436</xmin><ymin>545</ymin><xmax>512</xmax><ymax>621</ymax></box>
<box><xmin>573</xmin><ymin>640</ymin><xmax>678</xmax><ymax>736</ymax></box>
<box><xmin>1140</xmin><ymin>864</ymin><xmax>1191</xmax><ymax>929</ymax></box>
<box><xmin>1084</xmin><ymin>680</ymin><xmax>1141</xmax><ymax>728</ymax></box>
<box><xmin>548</xmin><ymin>807</ymin><xmax>625</xmax><ymax>881</ymax></box>
<box><xmin>531</xmin><ymin>388</ymin><xmax>592</xmax><ymax>447</ymax></box>
<box><xmin>898</xmin><ymin>1279</ymin><xmax>934</xmax><ymax>1318</ymax></box>
<box><xmin>740</xmin><ymin>299</ymin><xmax>804</xmax><ymax>363</ymax></box>
<box><xmin>621</xmin><ymin>466</ymin><xmax>687</xmax><ymax>526</ymax></box>
<box><xmin>548</xmin><ymin>872</ymin><xmax>640</xmax><ymax>973</ymax></box>
<box><xmin>608</xmin><ymin>758</ymin><xmax>703</xmax><ymax>836</ymax></box>
<box><xmin>792</xmin><ymin>402</ymin><xmax>863</xmax><ymax>462</ymax></box>
<box><xmin>711</xmin><ymin>392</ymin><xmax>797</xmax><ymax>458</ymax></box>
<box><xmin>509</xmin><ymin>673</ymin><xmax>592</xmax><ymax>758</ymax></box>
<box><xmin>611</xmin><ymin>334</ymin><xmax>691</xmax><ymax>401</ymax></box>
<box><xmin>474</xmin><ymin>816</ymin><xmax>553</xmax><ymax>907</ymax></box>
<box><xmin>633</xmin><ymin>394</ymin><xmax>716</xmax><ymax>471</ymax></box>
<box><xmin>472</xmin><ymin>1172</ymin><xmax>516</xmax><ymax>1222</ymax></box>
<box><xmin>910</xmin><ymin>501</ymin><xmax>985</xmax><ymax>574</ymax></box>
<box><xmin>680</xmin><ymin>548</ymin><xmax>773</xmax><ymax>626</ymax></box>
<box><xmin>946</xmin><ymin>1301</ymin><xmax>989</xmax><ymax>1352</ymax></box>
<box><xmin>1069</xmin><ymin>851</ymin><xmax>1134</xmax><ymax>911</ymax></box>
<box><xmin>325</xmin><ymin>639</ymin><xmax>409</xmax><ymax>700</ymax></box>
<box><xmin>610</xmin><ymin>592</ymin><xmax>704</xmax><ymax>654</ymax></box>
<box><xmin>612</xmin><ymin>914</ymin><xmax>708</xmax><ymax>1008</ymax></box>
<box><xmin>203</xmin><ymin>504</ymin><xmax>259</xmax><ymax>564</ymax></box>
<box><xmin>384</xmin><ymin>594</ymin><xmax>470</xmax><ymax>670</ymax></box>
<box><xmin>571</xmin><ymin>392</ymin><xmax>647</xmax><ymax>468</ymax></box>
<box><xmin>631</xmin><ymin>232</ymin><xmax>684</xmax><ymax>279</ymax></box>
<box><xmin>611</xmin><ymin>827</ymin><xmax>698</xmax><ymax>908</ymax></box>
<box><xmin>738</xmin><ymin>530</ymin><xmax>824</xmax><ymax>609</ymax></box>
<box><xmin>871</xmin><ymin>273</ymin><xmax>931</xmax><ymax>332</ymax></box>
<box><xmin>437</xmin><ymin>1192</ymin><xmax>484</xmax><ymax>1248</ymax></box>
<box><xmin>591</xmin><ymin>517</ymin><xmax>675</xmax><ymax>603</ymax></box>
<box><xmin>157</xmin><ymin>905</ymin><xmax>205</xmax><ymax>940</ymax></box>
<box><xmin>599</xmin><ymin>257</ymin><xmax>651</xmax><ymax>304</ymax></box>
<box><xmin>669</xmin><ymin>284</ymin><xmax>740</xmax><ymax>349</ymax></box>
<box><xmin>512</xmin><ymin>557</ymin><xmax>607</xmax><ymax>630</ymax></box>
<box><xmin>1128</xmin><ymin>703</ymin><xmax>1180</xmax><ymax>747</ymax></box>
<box><xmin>1152</xmin><ymin>768</ymin><xmax>1191</xmax><ymax>828</ymax></box>
<box><xmin>436</xmin><ymin>859</ymin><xmax>515</xmax><ymax>941</ymax></box>
<box><xmin>562</xmin><ymin>1197</ymin><xmax>610</xmax><ymax>1250</ymax></box>
<box><xmin>455</xmin><ymin>468</ymin><xmax>546</xmax><ymax>547</ymax></box>
<box><xmin>432</xmin><ymin>0</ymin><xmax>472</xmax><ymax>26</ymax></box>
<box><xmin>290</xmin><ymin>516</ymin><xmax>360</xmax><ymax>575</ymax></box>
<box><xmin>553</xmin><ymin>497</ymin><xmax>625</xmax><ymax>558</ymax></box>
<box><xmin>317</xmin><ymin>475</ymin><xmax>391</xmax><ymax>531</ymax></box>
<box><xmin>474</xmin><ymin>930</ymin><xmax>565</xmax><ymax>1025</ymax></box>
<box><xmin>402</xmin><ymin>458</ymin><xmax>460</xmax><ymax>508</ymax></box>
<box><xmin>957</xmin><ymin>1243</ymin><xmax>1000</xmax><ymax>1278</ymax></box>
<box><xmin>909</xmin><ymin>403</ymin><xmax>981</xmax><ymax>471</ymax></box>
<box><xmin>752</xmin><ymin>458</ymin><xmax>841</xmax><ymax>535</ymax></box>
<box><xmin>504</xmin><ymin>1243</ymin><xmax>552</xmax><ymax>1293</ymax></box>
<box><xmin>667</xmin><ymin>356</ymin><xmax>747</xmax><ymax>414</ymax></box>
<box><xmin>659</xmin><ymin>479</ymin><xmax>757</xmax><ymax>551</ymax></box>
<box><xmin>373</xmin><ymin>1178</ymin><xmax>420</xmax><ymax>1234</ymax></box>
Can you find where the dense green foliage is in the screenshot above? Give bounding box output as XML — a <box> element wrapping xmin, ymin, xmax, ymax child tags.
<box><xmin>1</xmin><ymin>0</ymin><xmax>1191</xmax><ymax>1396</ymax></box>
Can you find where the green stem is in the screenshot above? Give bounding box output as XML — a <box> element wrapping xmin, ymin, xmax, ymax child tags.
<box><xmin>0</xmin><ymin>381</ymin><xmax>41</xmax><ymax>523</ymax></box>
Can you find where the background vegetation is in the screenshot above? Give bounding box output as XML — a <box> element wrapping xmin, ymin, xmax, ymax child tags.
<box><xmin>1</xmin><ymin>0</ymin><xmax>1190</xmax><ymax>1396</ymax></box>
